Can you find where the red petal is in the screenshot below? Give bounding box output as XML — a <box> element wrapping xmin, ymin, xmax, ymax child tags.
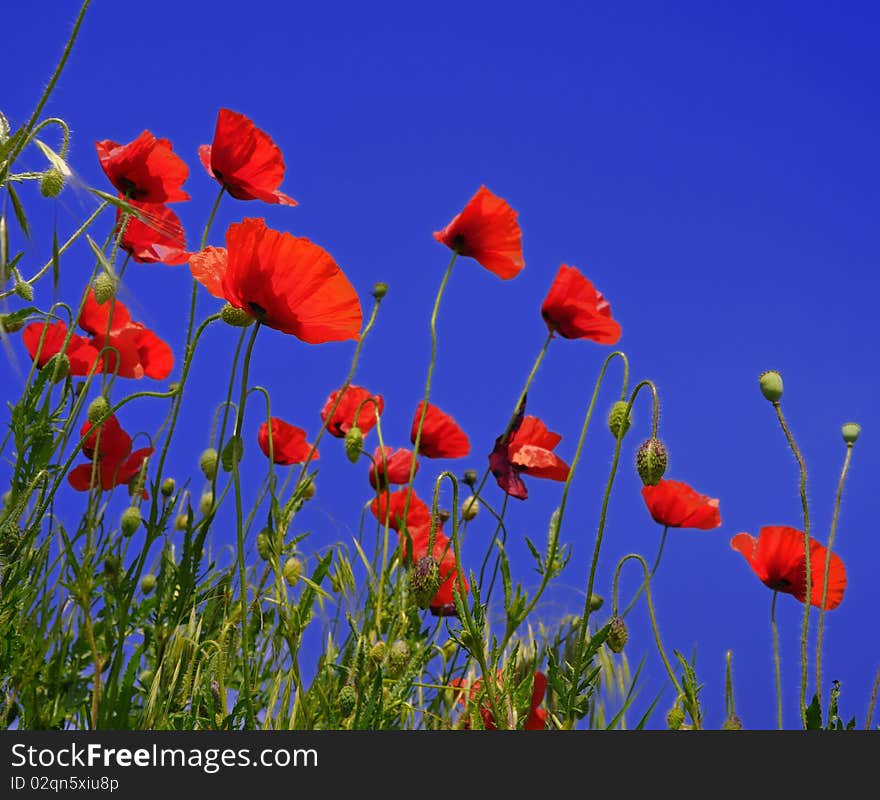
<box><xmin>189</xmin><ymin>246</ymin><xmax>230</xmax><ymax>300</ymax></box>
<box><xmin>410</xmin><ymin>401</ymin><xmax>470</xmax><ymax>459</ymax></box>
<box><xmin>541</xmin><ymin>264</ymin><xmax>622</xmax><ymax>344</ymax></box>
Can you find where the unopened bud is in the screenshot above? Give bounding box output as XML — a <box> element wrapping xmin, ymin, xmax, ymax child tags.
<box><xmin>160</xmin><ymin>477</ymin><xmax>176</xmax><ymax>497</ymax></box>
<box><xmin>636</xmin><ymin>437</ymin><xmax>668</xmax><ymax>486</ymax></box>
<box><xmin>141</xmin><ymin>573</ymin><xmax>157</xmax><ymax>594</ymax></box>
<box><xmin>199</xmin><ymin>448</ymin><xmax>219</xmax><ymax>480</ymax></box>
<box><xmin>120</xmin><ymin>506</ymin><xmax>141</xmax><ymax>537</ymax></box>
<box><xmin>461</xmin><ymin>496</ymin><xmax>479</xmax><ymax>521</ymax></box>
<box><xmin>282</xmin><ymin>556</ymin><xmax>303</xmax><ymax>586</ymax></box>
<box><xmin>667</xmin><ymin>706</ymin><xmax>685</xmax><ymax>730</ymax></box>
<box><xmin>256</xmin><ymin>530</ymin><xmax>273</xmax><ymax>561</ymax></box>
<box><xmin>388</xmin><ymin>640</ymin><xmax>411</xmax><ymax>678</ymax></box>
<box><xmin>344</xmin><ymin>426</ymin><xmax>364</xmax><ymax>464</ymax></box>
<box><xmin>368</xmin><ymin>640</ymin><xmax>387</xmax><ymax>667</ymax></box>
<box><xmin>606</xmin><ymin>616</ymin><xmax>628</xmax><ymax>654</ymax></box>
<box><xmin>302</xmin><ymin>479</ymin><xmax>316</xmax><ymax>500</ymax></box>
<box><xmin>93</xmin><ymin>273</ymin><xmax>117</xmax><ymax>304</ymax></box>
<box><xmin>0</xmin><ymin>314</ymin><xmax>24</xmax><ymax>334</ymax></box>
<box><xmin>87</xmin><ymin>396</ymin><xmax>110</xmax><ymax>423</ymax></box>
<box><xmin>841</xmin><ymin>422</ymin><xmax>861</xmax><ymax>445</ymax></box>
<box><xmin>759</xmin><ymin>370</ymin><xmax>783</xmax><ymax>403</ymax></box>
<box><xmin>45</xmin><ymin>353</ymin><xmax>69</xmax><ymax>383</ymax></box>
<box><xmin>199</xmin><ymin>491</ymin><xmax>214</xmax><ymax>516</ymax></box>
<box><xmin>221</xmin><ymin>435</ymin><xmax>244</xmax><ymax>472</ymax></box>
<box><xmin>103</xmin><ymin>555</ymin><xmax>121</xmax><ymax>578</ymax></box>
<box><xmin>721</xmin><ymin>715</ymin><xmax>743</xmax><ymax>731</ymax></box>
<box><xmin>409</xmin><ymin>556</ymin><xmax>441</xmax><ymax>610</ymax></box>
<box><xmin>174</xmin><ymin>513</ymin><xmax>189</xmax><ymax>531</ymax></box>
<box><xmin>40</xmin><ymin>168</ymin><xmax>65</xmax><ymax>198</ymax></box>
<box><xmin>371</xmin><ymin>282</ymin><xmax>388</xmax><ymax>301</ymax></box>
<box><xmin>14</xmin><ymin>281</ymin><xmax>33</xmax><ymax>302</ymax></box>
<box><xmin>338</xmin><ymin>685</ymin><xmax>357</xmax><ymax>717</ymax></box>
<box><xmin>220</xmin><ymin>303</ymin><xmax>254</xmax><ymax>327</ymax></box>
<box><xmin>608</xmin><ymin>400</ymin><xmax>632</xmax><ymax>439</ymax></box>
<box><xmin>463</xmin><ymin>469</ymin><xmax>478</xmax><ymax>487</ymax></box>
<box><xmin>589</xmin><ymin>593</ymin><xmax>604</xmax><ymax>612</ymax></box>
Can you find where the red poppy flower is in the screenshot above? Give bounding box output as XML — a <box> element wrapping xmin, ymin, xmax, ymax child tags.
<box><xmin>21</xmin><ymin>321</ymin><xmax>100</xmax><ymax>375</ymax></box>
<box><xmin>199</xmin><ymin>108</ymin><xmax>297</xmax><ymax>206</ymax></box>
<box><xmin>258</xmin><ymin>417</ymin><xmax>317</xmax><ymax>465</ymax></box>
<box><xmin>118</xmin><ymin>202</ymin><xmax>189</xmax><ymax>265</ymax></box>
<box><xmin>489</xmin><ymin>402</ymin><xmax>569</xmax><ymax>500</ymax></box>
<box><xmin>433</xmin><ymin>185</ymin><xmax>524</xmax><ymax>279</ymax></box>
<box><xmin>69</xmin><ymin>415</ymin><xmax>153</xmax><ymax>495</ymax></box>
<box><xmin>369</xmin><ymin>446</ymin><xmax>417</xmax><ymax>490</ymax></box>
<box><xmin>370</xmin><ymin>488</ymin><xmax>433</xmax><ymax>534</ymax></box>
<box><xmin>641</xmin><ymin>479</ymin><xmax>721</xmax><ymax>530</ymax></box>
<box><xmin>541</xmin><ymin>264</ymin><xmax>621</xmax><ymax>344</ymax></box>
<box><xmin>321</xmin><ymin>384</ymin><xmax>384</xmax><ymax>438</ymax></box>
<box><xmin>731</xmin><ymin>526</ymin><xmax>847</xmax><ymax>610</ymax></box>
<box><xmin>96</xmin><ymin>131</ymin><xmax>189</xmax><ymax>203</ymax></box>
<box><xmin>452</xmin><ymin>671</ymin><xmax>547</xmax><ymax>730</ymax></box>
<box><xmin>189</xmin><ymin>218</ymin><xmax>362</xmax><ymax>342</ymax></box>
<box><xmin>410</xmin><ymin>401</ymin><xmax>470</xmax><ymax>459</ymax></box>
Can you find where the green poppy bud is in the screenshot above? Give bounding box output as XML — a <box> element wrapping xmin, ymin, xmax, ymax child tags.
<box><xmin>667</xmin><ymin>706</ymin><xmax>685</xmax><ymax>730</ymax></box>
<box><xmin>199</xmin><ymin>491</ymin><xmax>214</xmax><ymax>516</ymax></box>
<box><xmin>45</xmin><ymin>353</ymin><xmax>69</xmax><ymax>384</ymax></box>
<box><xmin>409</xmin><ymin>555</ymin><xmax>441</xmax><ymax>609</ymax></box>
<box><xmin>721</xmin><ymin>715</ymin><xmax>743</xmax><ymax>731</ymax></box>
<box><xmin>589</xmin><ymin>593</ymin><xmax>604</xmax><ymax>612</ymax></box>
<box><xmin>461</xmin><ymin>495</ymin><xmax>479</xmax><ymax>521</ymax></box>
<box><xmin>282</xmin><ymin>556</ymin><xmax>303</xmax><ymax>586</ymax></box>
<box><xmin>40</xmin><ymin>168</ymin><xmax>65</xmax><ymax>198</ymax></box>
<box><xmin>758</xmin><ymin>370</ymin><xmax>783</xmax><ymax>403</ymax></box>
<box><xmin>13</xmin><ymin>280</ymin><xmax>33</xmax><ymax>302</ymax></box>
<box><xmin>463</xmin><ymin>469</ymin><xmax>478</xmax><ymax>487</ymax></box>
<box><xmin>344</xmin><ymin>426</ymin><xmax>364</xmax><ymax>464</ymax></box>
<box><xmin>221</xmin><ymin>435</ymin><xmax>244</xmax><ymax>472</ymax></box>
<box><xmin>368</xmin><ymin>640</ymin><xmax>387</xmax><ymax>667</ymax></box>
<box><xmin>636</xmin><ymin>437</ymin><xmax>668</xmax><ymax>486</ymax></box>
<box><xmin>256</xmin><ymin>530</ymin><xmax>273</xmax><ymax>561</ymax></box>
<box><xmin>199</xmin><ymin>448</ymin><xmax>219</xmax><ymax>480</ymax></box>
<box><xmin>0</xmin><ymin>314</ymin><xmax>25</xmax><ymax>334</ymax></box>
<box><xmin>93</xmin><ymin>273</ymin><xmax>117</xmax><ymax>305</ymax></box>
<box><xmin>87</xmin><ymin>396</ymin><xmax>111</xmax><ymax>424</ymax></box>
<box><xmin>174</xmin><ymin>513</ymin><xmax>189</xmax><ymax>531</ymax></box>
<box><xmin>606</xmin><ymin>616</ymin><xmax>628</xmax><ymax>654</ymax></box>
<box><xmin>388</xmin><ymin>640</ymin><xmax>411</xmax><ymax>678</ymax></box>
<box><xmin>120</xmin><ymin>506</ymin><xmax>141</xmax><ymax>537</ymax></box>
<box><xmin>608</xmin><ymin>400</ymin><xmax>632</xmax><ymax>439</ymax></box>
<box><xmin>160</xmin><ymin>477</ymin><xmax>176</xmax><ymax>497</ymax></box>
<box><xmin>141</xmin><ymin>573</ymin><xmax>157</xmax><ymax>595</ymax></box>
<box><xmin>337</xmin><ymin>685</ymin><xmax>357</xmax><ymax>717</ymax></box>
<box><xmin>302</xmin><ymin>479</ymin><xmax>316</xmax><ymax>500</ymax></box>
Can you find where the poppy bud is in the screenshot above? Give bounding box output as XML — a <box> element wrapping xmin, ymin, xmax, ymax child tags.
<box><xmin>128</xmin><ymin>467</ymin><xmax>147</xmax><ymax>499</ymax></box>
<box><xmin>87</xmin><ymin>396</ymin><xmax>110</xmax><ymax>424</ymax></box>
<box><xmin>120</xmin><ymin>506</ymin><xmax>141</xmax><ymax>537</ymax></box>
<box><xmin>841</xmin><ymin>422</ymin><xmax>861</xmax><ymax>445</ymax></box>
<box><xmin>174</xmin><ymin>513</ymin><xmax>188</xmax><ymax>531</ymax></box>
<box><xmin>666</xmin><ymin>706</ymin><xmax>685</xmax><ymax>730</ymax></box>
<box><xmin>759</xmin><ymin>370</ymin><xmax>783</xmax><ymax>403</ymax></box>
<box><xmin>463</xmin><ymin>469</ymin><xmax>478</xmax><ymax>487</ymax></box>
<box><xmin>388</xmin><ymin>640</ymin><xmax>411</xmax><ymax>678</ymax></box>
<box><xmin>589</xmin><ymin>593</ymin><xmax>604</xmax><ymax>612</ymax></box>
<box><xmin>40</xmin><ymin>168</ymin><xmax>65</xmax><ymax>198</ymax></box>
<box><xmin>721</xmin><ymin>715</ymin><xmax>743</xmax><ymax>730</ymax></box>
<box><xmin>45</xmin><ymin>353</ymin><xmax>69</xmax><ymax>384</ymax></box>
<box><xmin>436</xmin><ymin>509</ymin><xmax>451</xmax><ymax>525</ymax></box>
<box><xmin>220</xmin><ymin>303</ymin><xmax>255</xmax><ymax>328</ymax></box>
<box><xmin>0</xmin><ymin>314</ymin><xmax>25</xmax><ymax>334</ymax></box>
<box><xmin>302</xmin><ymin>479</ymin><xmax>316</xmax><ymax>500</ymax></box>
<box><xmin>369</xmin><ymin>640</ymin><xmax>387</xmax><ymax>667</ymax></box>
<box><xmin>199</xmin><ymin>448</ymin><xmax>219</xmax><ymax>480</ymax></box>
<box><xmin>93</xmin><ymin>273</ymin><xmax>117</xmax><ymax>304</ymax></box>
<box><xmin>141</xmin><ymin>573</ymin><xmax>157</xmax><ymax>594</ymax></box>
<box><xmin>221</xmin><ymin>435</ymin><xmax>244</xmax><ymax>472</ymax></box>
<box><xmin>338</xmin><ymin>685</ymin><xmax>357</xmax><ymax>717</ymax></box>
<box><xmin>256</xmin><ymin>530</ymin><xmax>274</xmax><ymax>561</ymax></box>
<box><xmin>139</xmin><ymin>670</ymin><xmax>154</xmax><ymax>686</ymax></box>
<box><xmin>636</xmin><ymin>437</ymin><xmax>668</xmax><ymax>486</ymax></box>
<box><xmin>344</xmin><ymin>426</ymin><xmax>363</xmax><ymax>463</ymax></box>
<box><xmin>461</xmin><ymin>495</ymin><xmax>479</xmax><ymax>521</ymax></box>
<box><xmin>14</xmin><ymin>280</ymin><xmax>33</xmax><ymax>301</ymax></box>
<box><xmin>608</xmin><ymin>400</ymin><xmax>632</xmax><ymax>439</ymax></box>
<box><xmin>199</xmin><ymin>491</ymin><xmax>214</xmax><ymax>516</ymax></box>
<box><xmin>104</xmin><ymin>555</ymin><xmax>121</xmax><ymax>578</ymax></box>
<box><xmin>371</xmin><ymin>282</ymin><xmax>388</xmax><ymax>301</ymax></box>
<box><xmin>160</xmin><ymin>477</ymin><xmax>176</xmax><ymax>497</ymax></box>
<box><xmin>606</xmin><ymin>616</ymin><xmax>628</xmax><ymax>654</ymax></box>
<box><xmin>409</xmin><ymin>555</ymin><xmax>441</xmax><ymax>609</ymax></box>
<box><xmin>282</xmin><ymin>556</ymin><xmax>303</xmax><ymax>586</ymax></box>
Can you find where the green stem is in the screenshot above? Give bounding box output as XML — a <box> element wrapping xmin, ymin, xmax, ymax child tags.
<box><xmin>771</xmin><ymin>591</ymin><xmax>783</xmax><ymax>730</ymax></box>
<box><xmin>866</xmin><ymin>666</ymin><xmax>880</xmax><ymax>730</ymax></box>
<box><xmin>620</xmin><ymin>526</ymin><xmax>668</xmax><ymax>619</ymax></box>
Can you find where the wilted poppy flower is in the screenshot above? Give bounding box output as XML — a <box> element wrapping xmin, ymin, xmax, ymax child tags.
<box><xmin>258</xmin><ymin>417</ymin><xmax>317</xmax><ymax>465</ymax></box>
<box><xmin>199</xmin><ymin>108</ymin><xmax>297</xmax><ymax>206</ymax></box>
<box><xmin>369</xmin><ymin>446</ymin><xmax>417</xmax><ymax>490</ymax></box>
<box><xmin>22</xmin><ymin>320</ymin><xmax>100</xmax><ymax>375</ymax></box>
<box><xmin>410</xmin><ymin>401</ymin><xmax>470</xmax><ymax>459</ymax></box>
<box><xmin>190</xmin><ymin>218</ymin><xmax>362</xmax><ymax>342</ymax></box>
<box><xmin>69</xmin><ymin>414</ymin><xmax>153</xmax><ymax>495</ymax></box>
<box><xmin>452</xmin><ymin>671</ymin><xmax>547</xmax><ymax>730</ymax></box>
<box><xmin>541</xmin><ymin>264</ymin><xmax>621</xmax><ymax>344</ymax></box>
<box><xmin>321</xmin><ymin>384</ymin><xmax>384</xmax><ymax>438</ymax></box>
<box><xmin>96</xmin><ymin>131</ymin><xmax>189</xmax><ymax>203</ymax></box>
<box><xmin>731</xmin><ymin>526</ymin><xmax>847</xmax><ymax>610</ymax></box>
<box><xmin>118</xmin><ymin>202</ymin><xmax>189</xmax><ymax>265</ymax></box>
<box><xmin>433</xmin><ymin>185</ymin><xmax>524</xmax><ymax>279</ymax></box>
<box><xmin>489</xmin><ymin>402</ymin><xmax>569</xmax><ymax>500</ymax></box>
<box><xmin>641</xmin><ymin>479</ymin><xmax>721</xmax><ymax>530</ymax></box>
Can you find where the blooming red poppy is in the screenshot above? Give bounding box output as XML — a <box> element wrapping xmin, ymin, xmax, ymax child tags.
<box><xmin>118</xmin><ymin>202</ymin><xmax>189</xmax><ymax>265</ymax></box>
<box><xmin>452</xmin><ymin>671</ymin><xmax>547</xmax><ymax>730</ymax></box>
<box><xmin>489</xmin><ymin>402</ymin><xmax>570</xmax><ymax>500</ymax></box>
<box><xmin>69</xmin><ymin>415</ymin><xmax>153</xmax><ymax>495</ymax></box>
<box><xmin>189</xmin><ymin>218</ymin><xmax>362</xmax><ymax>342</ymax></box>
<box><xmin>321</xmin><ymin>384</ymin><xmax>384</xmax><ymax>438</ymax></box>
<box><xmin>96</xmin><ymin>131</ymin><xmax>189</xmax><ymax>203</ymax></box>
<box><xmin>433</xmin><ymin>185</ymin><xmax>524</xmax><ymax>279</ymax></box>
<box><xmin>199</xmin><ymin>108</ymin><xmax>297</xmax><ymax>206</ymax></box>
<box><xmin>258</xmin><ymin>417</ymin><xmax>317</xmax><ymax>465</ymax></box>
<box><xmin>369</xmin><ymin>446</ymin><xmax>417</xmax><ymax>490</ymax></box>
<box><xmin>21</xmin><ymin>320</ymin><xmax>100</xmax><ymax>375</ymax></box>
<box><xmin>370</xmin><ymin>488</ymin><xmax>432</xmax><ymax>535</ymax></box>
<box><xmin>731</xmin><ymin>526</ymin><xmax>847</xmax><ymax>610</ymax></box>
<box><xmin>541</xmin><ymin>264</ymin><xmax>621</xmax><ymax>344</ymax></box>
<box><xmin>641</xmin><ymin>479</ymin><xmax>721</xmax><ymax>530</ymax></box>
<box><xmin>420</xmin><ymin>529</ymin><xmax>468</xmax><ymax>617</ymax></box>
<box><xmin>410</xmin><ymin>401</ymin><xmax>470</xmax><ymax>459</ymax></box>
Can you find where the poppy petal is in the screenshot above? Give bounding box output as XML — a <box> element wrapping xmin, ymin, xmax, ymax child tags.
<box><xmin>411</xmin><ymin>401</ymin><xmax>470</xmax><ymax>459</ymax></box>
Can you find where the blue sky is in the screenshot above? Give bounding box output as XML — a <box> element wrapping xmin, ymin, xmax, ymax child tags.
<box><xmin>3</xmin><ymin>0</ymin><xmax>880</xmax><ymax>729</ymax></box>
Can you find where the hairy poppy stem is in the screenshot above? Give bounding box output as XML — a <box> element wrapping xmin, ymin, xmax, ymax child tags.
<box><xmin>866</xmin><ymin>665</ymin><xmax>880</xmax><ymax>730</ymax></box>
<box><xmin>771</xmin><ymin>590</ymin><xmax>783</xmax><ymax>729</ymax></box>
<box><xmin>815</xmin><ymin>441</ymin><xmax>854</xmax><ymax>708</ymax></box>
<box><xmin>772</xmin><ymin>400</ymin><xmax>811</xmax><ymax>727</ymax></box>
<box><xmin>620</xmin><ymin>525</ymin><xmax>668</xmax><ymax>619</ymax></box>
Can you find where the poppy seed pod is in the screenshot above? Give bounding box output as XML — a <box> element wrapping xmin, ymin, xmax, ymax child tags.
<box><xmin>344</xmin><ymin>426</ymin><xmax>364</xmax><ymax>464</ymax></box>
<box><xmin>40</xmin><ymin>168</ymin><xmax>65</xmax><ymax>198</ymax></box>
<box><xmin>759</xmin><ymin>370</ymin><xmax>783</xmax><ymax>403</ymax></box>
<box><xmin>371</xmin><ymin>282</ymin><xmax>388</xmax><ymax>301</ymax></box>
<box><xmin>120</xmin><ymin>506</ymin><xmax>141</xmax><ymax>537</ymax></box>
<box><xmin>461</xmin><ymin>495</ymin><xmax>479</xmax><ymax>521</ymax></box>
<box><xmin>220</xmin><ymin>303</ymin><xmax>255</xmax><ymax>328</ymax></box>
<box><xmin>608</xmin><ymin>400</ymin><xmax>632</xmax><ymax>439</ymax></box>
<box><xmin>409</xmin><ymin>555</ymin><xmax>441</xmax><ymax>609</ymax></box>
<box><xmin>199</xmin><ymin>448</ymin><xmax>219</xmax><ymax>480</ymax></box>
<box><xmin>606</xmin><ymin>616</ymin><xmax>628</xmax><ymax>654</ymax></box>
<box><xmin>388</xmin><ymin>640</ymin><xmax>411</xmax><ymax>678</ymax></box>
<box><xmin>87</xmin><ymin>396</ymin><xmax>111</xmax><ymax>424</ymax></box>
<box><xmin>93</xmin><ymin>273</ymin><xmax>117</xmax><ymax>305</ymax></box>
<box><xmin>282</xmin><ymin>556</ymin><xmax>303</xmax><ymax>587</ymax></box>
<box><xmin>636</xmin><ymin>437</ymin><xmax>668</xmax><ymax>486</ymax></box>
<box><xmin>841</xmin><ymin>422</ymin><xmax>861</xmax><ymax>445</ymax></box>
<box><xmin>160</xmin><ymin>477</ymin><xmax>176</xmax><ymax>497</ymax></box>
<box><xmin>14</xmin><ymin>280</ymin><xmax>33</xmax><ymax>302</ymax></box>
<box><xmin>338</xmin><ymin>685</ymin><xmax>357</xmax><ymax>717</ymax></box>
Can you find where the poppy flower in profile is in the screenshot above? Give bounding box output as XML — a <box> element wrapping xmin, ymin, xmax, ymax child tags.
<box><xmin>452</xmin><ymin>671</ymin><xmax>547</xmax><ymax>730</ymax></box>
<box><xmin>641</xmin><ymin>479</ymin><xmax>721</xmax><ymax>530</ymax></box>
<box><xmin>321</xmin><ymin>385</ymin><xmax>384</xmax><ymax>438</ymax></box>
<box><xmin>541</xmin><ymin>264</ymin><xmax>621</xmax><ymax>344</ymax></box>
<box><xmin>369</xmin><ymin>446</ymin><xmax>417</xmax><ymax>490</ymax></box>
<box><xmin>370</xmin><ymin>488</ymin><xmax>433</xmax><ymax>534</ymax></box>
<box><xmin>433</xmin><ymin>185</ymin><xmax>524</xmax><ymax>280</ymax></box>
<box><xmin>489</xmin><ymin>402</ymin><xmax>569</xmax><ymax>500</ymax></box>
<box><xmin>69</xmin><ymin>415</ymin><xmax>153</xmax><ymax>495</ymax></box>
<box><xmin>189</xmin><ymin>218</ymin><xmax>362</xmax><ymax>342</ymax></box>
<box><xmin>731</xmin><ymin>526</ymin><xmax>847</xmax><ymax>610</ymax></box>
<box><xmin>21</xmin><ymin>320</ymin><xmax>100</xmax><ymax>375</ymax></box>
<box><xmin>118</xmin><ymin>202</ymin><xmax>189</xmax><ymax>265</ymax></box>
<box><xmin>410</xmin><ymin>401</ymin><xmax>470</xmax><ymax>459</ymax></box>
<box><xmin>199</xmin><ymin>108</ymin><xmax>297</xmax><ymax>206</ymax></box>
<box><xmin>96</xmin><ymin>131</ymin><xmax>189</xmax><ymax>203</ymax></box>
<box><xmin>258</xmin><ymin>417</ymin><xmax>317</xmax><ymax>465</ymax></box>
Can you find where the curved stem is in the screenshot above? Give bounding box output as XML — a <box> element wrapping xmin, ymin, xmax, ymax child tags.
<box><xmin>620</xmin><ymin>526</ymin><xmax>668</xmax><ymax>619</ymax></box>
<box><xmin>771</xmin><ymin>591</ymin><xmax>783</xmax><ymax>730</ymax></box>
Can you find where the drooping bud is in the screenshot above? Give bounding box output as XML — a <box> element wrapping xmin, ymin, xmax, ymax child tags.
<box><xmin>721</xmin><ymin>715</ymin><xmax>743</xmax><ymax>731</ymax></box>
<box><xmin>463</xmin><ymin>469</ymin><xmax>478</xmax><ymax>487</ymax></box>
<box><xmin>0</xmin><ymin>314</ymin><xmax>24</xmax><ymax>335</ymax></box>
<box><xmin>608</xmin><ymin>400</ymin><xmax>632</xmax><ymax>439</ymax></box>
<box><xmin>13</xmin><ymin>280</ymin><xmax>33</xmax><ymax>302</ymax></box>
<box><xmin>93</xmin><ymin>273</ymin><xmax>117</xmax><ymax>304</ymax></box>
<box><xmin>409</xmin><ymin>556</ymin><xmax>441</xmax><ymax>609</ymax></box>
<box><xmin>606</xmin><ymin>616</ymin><xmax>628</xmax><ymax>654</ymax></box>
<box><xmin>388</xmin><ymin>640</ymin><xmax>411</xmax><ymax>678</ymax></box>
<box><xmin>256</xmin><ymin>530</ymin><xmax>273</xmax><ymax>561</ymax></box>
<box><xmin>128</xmin><ymin>466</ymin><xmax>147</xmax><ymax>499</ymax></box>
<box><xmin>589</xmin><ymin>593</ymin><xmax>604</xmax><ymax>612</ymax></box>
<box><xmin>160</xmin><ymin>477</ymin><xmax>176</xmax><ymax>498</ymax></box>
<box><xmin>45</xmin><ymin>353</ymin><xmax>69</xmax><ymax>384</ymax></box>
<box><xmin>140</xmin><ymin>573</ymin><xmax>157</xmax><ymax>594</ymax></box>
<box><xmin>758</xmin><ymin>370</ymin><xmax>783</xmax><ymax>403</ymax></box>
<box><xmin>636</xmin><ymin>437</ymin><xmax>668</xmax><ymax>486</ymax></box>
<box><xmin>461</xmin><ymin>496</ymin><xmax>480</xmax><ymax>521</ymax></box>
<box><xmin>371</xmin><ymin>282</ymin><xmax>388</xmax><ymax>301</ymax></box>
<box><xmin>87</xmin><ymin>396</ymin><xmax>111</xmax><ymax>424</ymax></box>
<box><xmin>199</xmin><ymin>491</ymin><xmax>214</xmax><ymax>516</ymax></box>
<box><xmin>666</xmin><ymin>706</ymin><xmax>685</xmax><ymax>730</ymax></box>
<box><xmin>199</xmin><ymin>448</ymin><xmax>219</xmax><ymax>480</ymax></box>
<box><xmin>282</xmin><ymin>556</ymin><xmax>303</xmax><ymax>587</ymax></box>
<box><xmin>302</xmin><ymin>479</ymin><xmax>316</xmax><ymax>501</ymax></box>
<box><xmin>337</xmin><ymin>685</ymin><xmax>357</xmax><ymax>717</ymax></box>
<box><xmin>344</xmin><ymin>426</ymin><xmax>364</xmax><ymax>464</ymax></box>
<box><xmin>368</xmin><ymin>640</ymin><xmax>387</xmax><ymax>667</ymax></box>
<box><xmin>40</xmin><ymin>168</ymin><xmax>65</xmax><ymax>198</ymax></box>
<box><xmin>221</xmin><ymin>435</ymin><xmax>244</xmax><ymax>472</ymax></box>
<box><xmin>841</xmin><ymin>422</ymin><xmax>861</xmax><ymax>445</ymax></box>
<box><xmin>120</xmin><ymin>506</ymin><xmax>141</xmax><ymax>537</ymax></box>
<box><xmin>220</xmin><ymin>303</ymin><xmax>255</xmax><ymax>327</ymax></box>
<box><xmin>436</xmin><ymin>509</ymin><xmax>451</xmax><ymax>525</ymax></box>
